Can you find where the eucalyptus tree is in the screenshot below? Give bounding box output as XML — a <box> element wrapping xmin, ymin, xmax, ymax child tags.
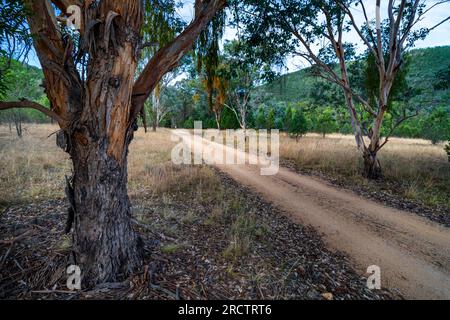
<box><xmin>237</xmin><ymin>0</ymin><xmax>450</xmax><ymax>178</ymax></box>
<box><xmin>139</xmin><ymin>0</ymin><xmax>184</xmax><ymax>132</ymax></box>
<box><xmin>0</xmin><ymin>0</ymin><xmax>226</xmax><ymax>286</ymax></box>
<box><xmin>221</xmin><ymin>40</ymin><xmax>265</xmax><ymax>133</ymax></box>
<box><xmin>195</xmin><ymin>5</ymin><xmax>227</xmax><ymax>129</ymax></box>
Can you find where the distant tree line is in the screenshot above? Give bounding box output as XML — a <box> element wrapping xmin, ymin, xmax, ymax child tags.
<box><xmin>2</xmin><ymin>50</ymin><xmax>449</xmax><ymax>146</ymax></box>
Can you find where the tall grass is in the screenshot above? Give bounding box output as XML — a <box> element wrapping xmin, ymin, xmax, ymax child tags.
<box><xmin>0</xmin><ymin>125</ymin><xmax>219</xmax><ymax>210</ymax></box>
<box><xmin>1</xmin><ymin>125</ymin><xmax>448</xmax><ymax>211</ymax></box>
<box><xmin>280</xmin><ymin>133</ymin><xmax>450</xmax><ymax>208</ymax></box>
<box><xmin>0</xmin><ymin>124</ymin><xmax>70</xmax><ymax>209</ymax></box>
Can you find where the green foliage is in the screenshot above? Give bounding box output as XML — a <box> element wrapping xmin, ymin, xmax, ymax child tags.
<box><xmin>196</xmin><ymin>9</ymin><xmax>226</xmax><ymax>110</ymax></box>
<box><xmin>288</xmin><ymin>108</ymin><xmax>308</xmax><ymax>139</ymax></box>
<box><xmin>422</xmin><ymin>108</ymin><xmax>450</xmax><ymax>144</ymax></box>
<box><xmin>316</xmin><ymin>107</ymin><xmax>336</xmax><ymax>138</ymax></box>
<box><xmin>266</xmin><ymin>108</ymin><xmax>275</xmax><ymax>129</ymax></box>
<box><xmin>255</xmin><ymin>46</ymin><xmax>450</xmax><ymax>139</ymax></box>
<box><xmin>141</xmin><ymin>0</ymin><xmax>184</xmax><ymax>54</ymax></box>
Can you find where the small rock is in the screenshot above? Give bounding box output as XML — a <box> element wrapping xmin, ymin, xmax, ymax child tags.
<box><xmin>322</xmin><ymin>292</ymin><xmax>333</xmax><ymax>300</ymax></box>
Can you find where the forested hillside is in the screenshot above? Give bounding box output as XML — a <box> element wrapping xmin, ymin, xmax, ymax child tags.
<box><xmin>260</xmin><ymin>46</ymin><xmax>450</xmax><ymax>109</ymax></box>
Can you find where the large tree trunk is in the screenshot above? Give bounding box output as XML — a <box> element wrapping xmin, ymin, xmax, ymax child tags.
<box><xmin>68</xmin><ymin>133</ymin><xmax>142</xmax><ymax>287</ymax></box>
<box><xmin>0</xmin><ymin>0</ymin><xmax>226</xmax><ymax>288</ymax></box>
<box><xmin>61</xmin><ymin>1</ymin><xmax>145</xmax><ymax>287</ymax></box>
<box><xmin>152</xmin><ymin>90</ymin><xmax>159</xmax><ymax>132</ymax></box>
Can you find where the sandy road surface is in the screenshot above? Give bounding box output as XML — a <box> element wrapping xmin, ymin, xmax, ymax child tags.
<box><xmin>174</xmin><ymin>131</ymin><xmax>450</xmax><ymax>299</ymax></box>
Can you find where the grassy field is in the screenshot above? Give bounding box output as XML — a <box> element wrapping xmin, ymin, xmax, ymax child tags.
<box><xmin>0</xmin><ymin>124</ymin><xmax>263</xmax><ymax>262</ymax></box>
<box><xmin>3</xmin><ymin>124</ymin><xmax>446</xmax><ymax>299</ymax></box>
<box><xmin>280</xmin><ymin>133</ymin><xmax>450</xmax><ymax>210</ymax></box>
<box><xmin>1</xmin><ymin>124</ymin><xmax>448</xmax><ymax>212</ymax></box>
<box><xmin>2</xmin><ymin>124</ymin><xmax>390</xmax><ymax>299</ymax></box>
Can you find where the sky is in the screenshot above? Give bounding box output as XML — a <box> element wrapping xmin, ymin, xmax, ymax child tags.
<box><xmin>28</xmin><ymin>0</ymin><xmax>450</xmax><ymax>74</ymax></box>
<box><xmin>178</xmin><ymin>0</ymin><xmax>450</xmax><ymax>72</ymax></box>
<box><xmin>286</xmin><ymin>0</ymin><xmax>450</xmax><ymax>71</ymax></box>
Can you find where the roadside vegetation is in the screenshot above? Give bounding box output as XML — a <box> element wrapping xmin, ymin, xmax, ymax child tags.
<box><xmin>0</xmin><ymin>125</ymin><xmax>390</xmax><ymax>299</ymax></box>
<box><xmin>0</xmin><ymin>0</ymin><xmax>449</xmax><ymax>297</ymax></box>
<box><xmin>280</xmin><ymin>133</ymin><xmax>450</xmax><ymax>214</ymax></box>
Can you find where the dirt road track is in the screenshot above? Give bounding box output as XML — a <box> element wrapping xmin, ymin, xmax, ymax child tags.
<box><xmin>176</xmin><ymin>131</ymin><xmax>450</xmax><ymax>299</ymax></box>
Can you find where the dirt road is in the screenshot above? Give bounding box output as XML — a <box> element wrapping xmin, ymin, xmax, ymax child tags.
<box><xmin>175</xmin><ymin>131</ymin><xmax>450</xmax><ymax>299</ymax></box>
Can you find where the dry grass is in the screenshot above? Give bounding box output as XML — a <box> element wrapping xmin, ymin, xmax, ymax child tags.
<box><xmin>0</xmin><ymin>124</ymin><xmax>266</xmax><ymax>296</ymax></box>
<box><xmin>280</xmin><ymin>133</ymin><xmax>450</xmax><ymax>209</ymax></box>
<box><xmin>0</xmin><ymin>124</ymin><xmax>70</xmax><ymax>209</ymax></box>
<box><xmin>1</xmin><ymin>124</ymin><xmax>448</xmax><ymax>214</ymax></box>
<box><xmin>0</xmin><ymin>124</ymin><xmax>215</xmax><ymax>209</ymax></box>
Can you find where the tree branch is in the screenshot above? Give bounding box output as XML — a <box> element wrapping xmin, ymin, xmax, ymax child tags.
<box><xmin>0</xmin><ymin>99</ymin><xmax>66</xmax><ymax>126</ymax></box>
<box><xmin>378</xmin><ymin>111</ymin><xmax>419</xmax><ymax>151</ymax></box>
<box><xmin>130</xmin><ymin>0</ymin><xmax>227</xmax><ymax>124</ymax></box>
<box><xmin>51</xmin><ymin>0</ymin><xmax>82</xmax><ymax>12</ymax></box>
<box><xmin>25</xmin><ymin>0</ymin><xmax>82</xmax><ymax>123</ymax></box>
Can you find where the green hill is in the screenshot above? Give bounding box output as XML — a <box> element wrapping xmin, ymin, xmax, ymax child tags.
<box><xmin>259</xmin><ymin>46</ymin><xmax>450</xmax><ymax>110</ymax></box>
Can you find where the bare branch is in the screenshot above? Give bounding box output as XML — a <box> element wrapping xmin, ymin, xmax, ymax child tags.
<box><xmin>51</xmin><ymin>0</ymin><xmax>82</xmax><ymax>12</ymax></box>
<box><xmin>337</xmin><ymin>0</ymin><xmax>379</xmax><ymax>62</ymax></box>
<box><xmin>25</xmin><ymin>0</ymin><xmax>82</xmax><ymax>121</ymax></box>
<box><xmin>0</xmin><ymin>99</ymin><xmax>66</xmax><ymax>126</ymax></box>
<box><xmin>376</xmin><ymin>0</ymin><xmax>386</xmax><ymax>74</ymax></box>
<box><xmin>378</xmin><ymin>110</ymin><xmax>419</xmax><ymax>151</ymax></box>
<box><xmin>359</xmin><ymin>0</ymin><xmax>377</xmax><ymax>49</ymax></box>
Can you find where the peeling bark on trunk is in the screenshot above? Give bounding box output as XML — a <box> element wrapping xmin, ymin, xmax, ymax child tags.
<box><xmin>2</xmin><ymin>0</ymin><xmax>226</xmax><ymax>287</ymax></box>
<box><xmin>69</xmin><ymin>135</ymin><xmax>142</xmax><ymax>287</ymax></box>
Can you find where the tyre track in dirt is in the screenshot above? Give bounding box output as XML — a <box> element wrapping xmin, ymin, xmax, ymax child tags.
<box><xmin>176</xmin><ymin>131</ymin><xmax>450</xmax><ymax>299</ymax></box>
